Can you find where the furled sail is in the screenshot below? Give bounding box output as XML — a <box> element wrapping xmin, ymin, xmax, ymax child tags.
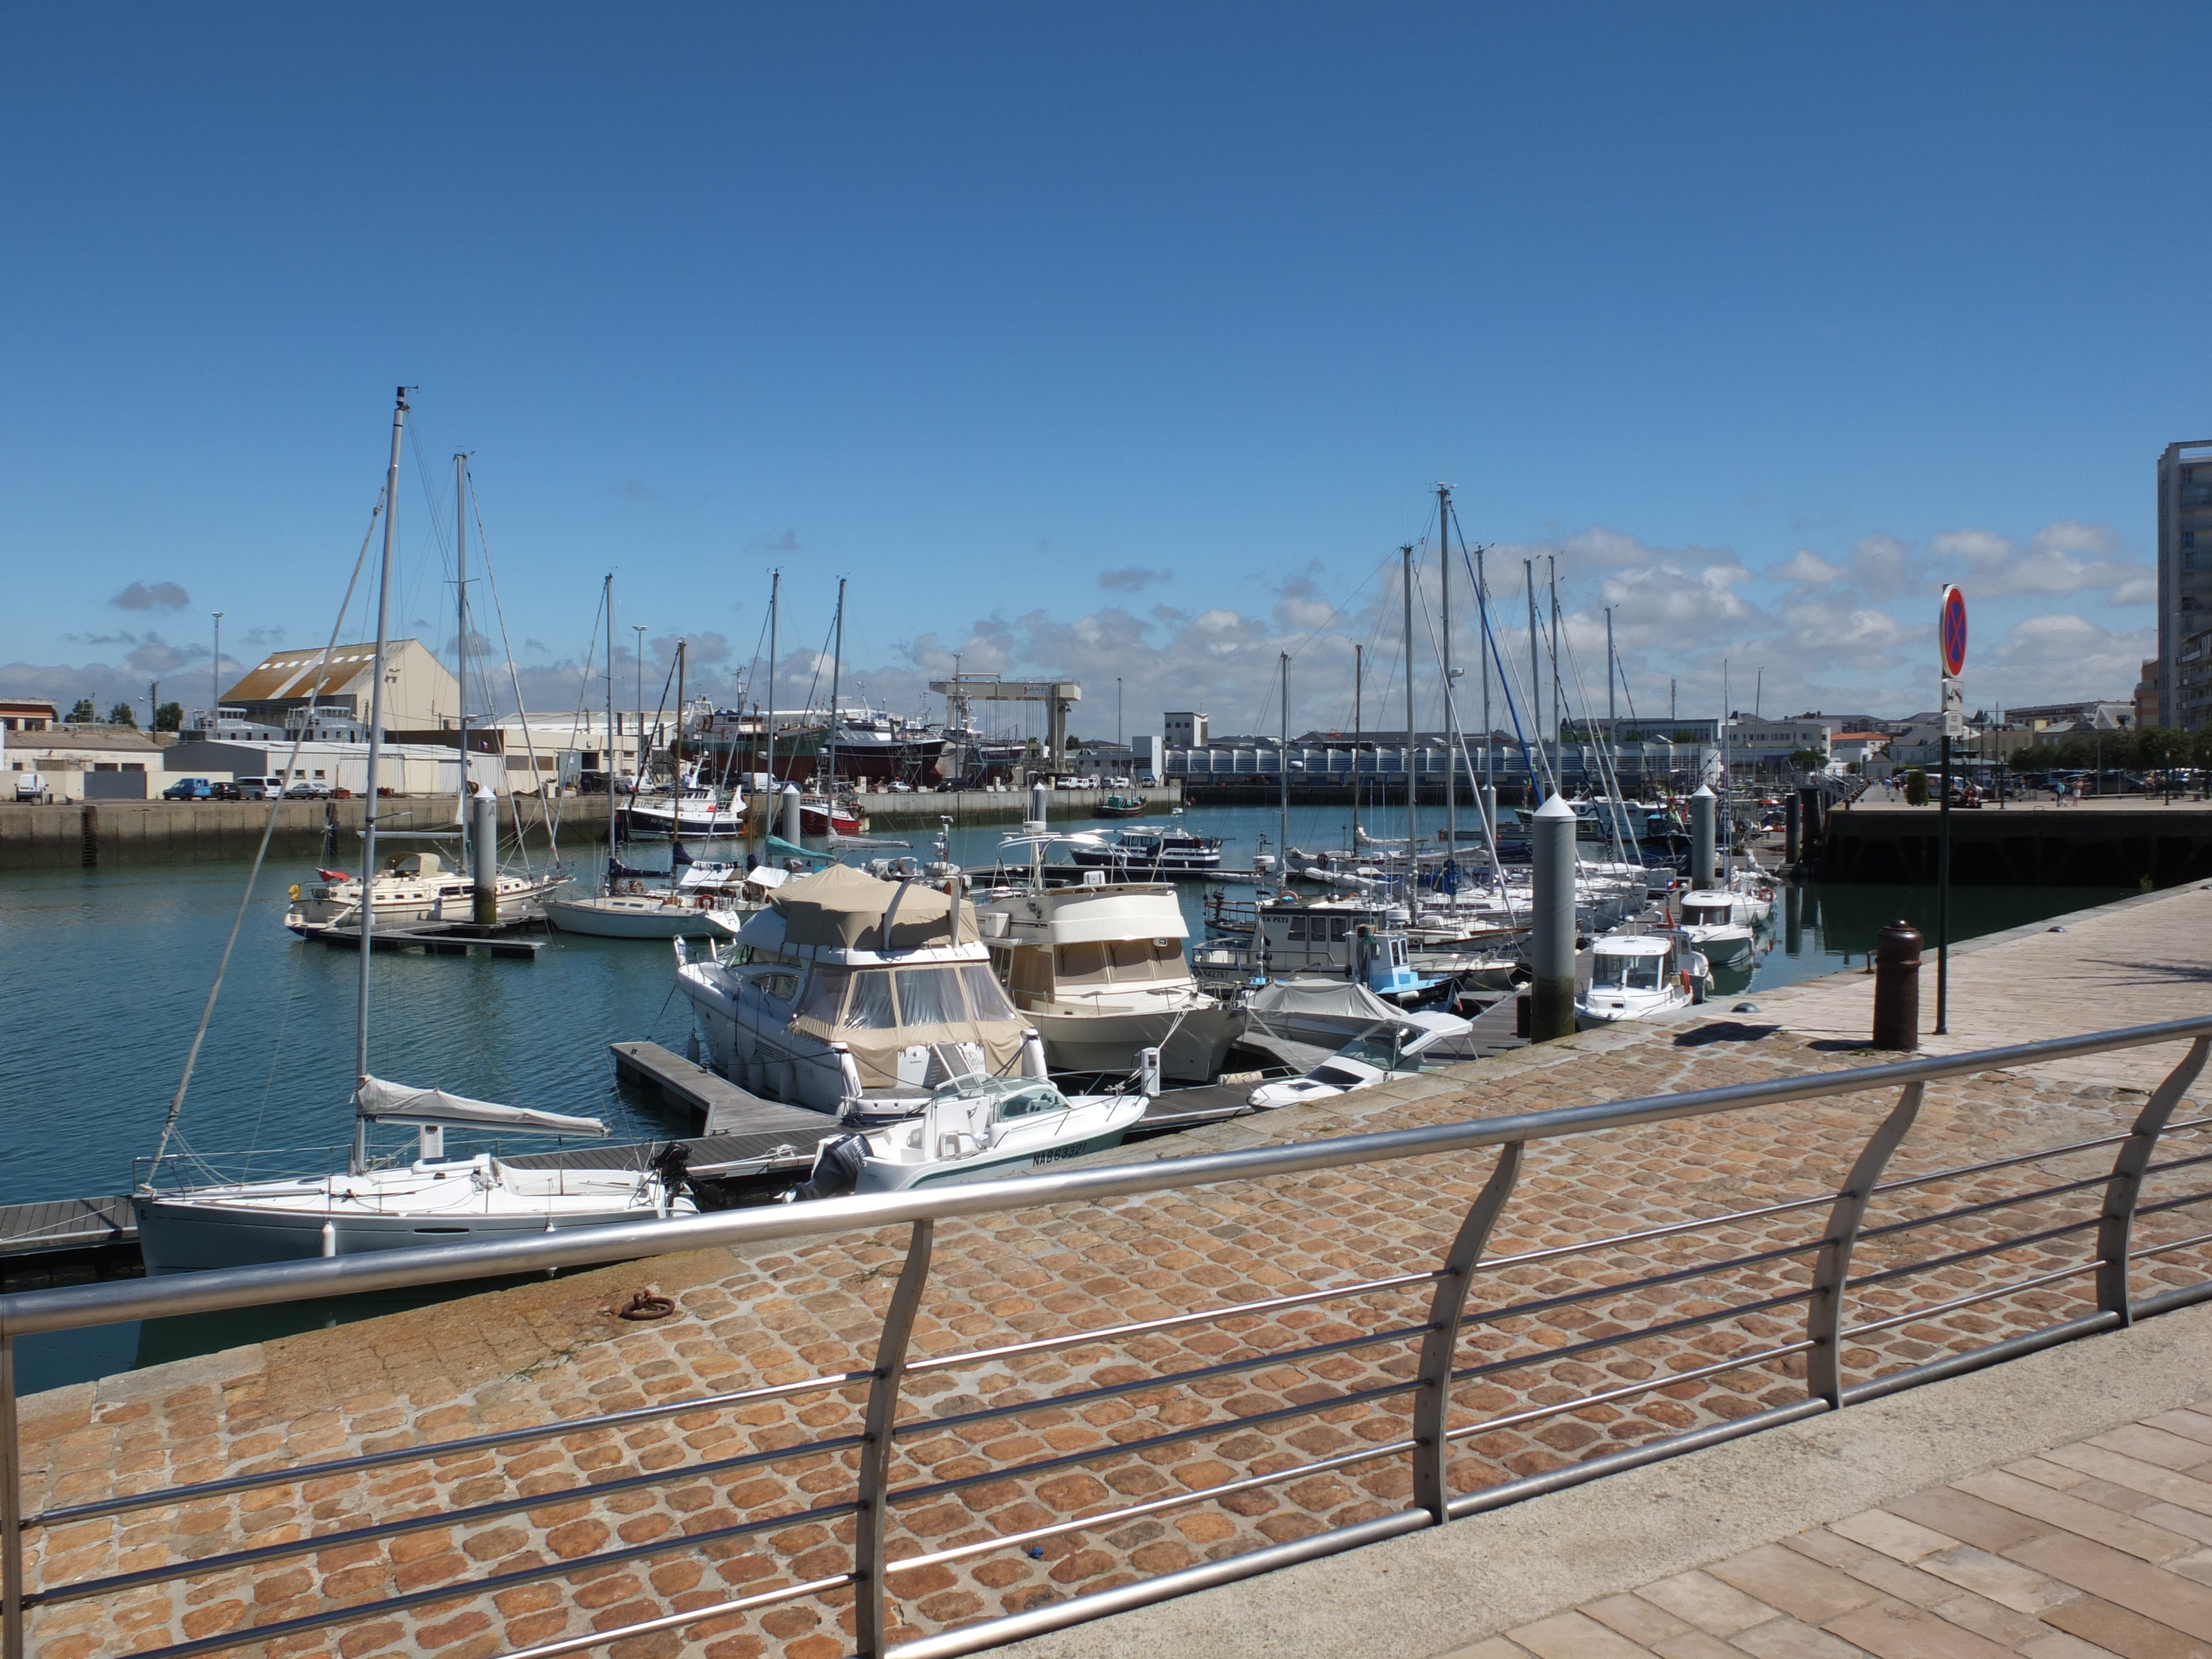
<box><xmin>354</xmin><ymin>1076</ymin><xmax>608</xmax><ymax>1136</ymax></box>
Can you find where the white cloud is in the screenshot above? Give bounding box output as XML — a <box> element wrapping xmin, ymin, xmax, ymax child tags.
<box><xmin>1770</xmin><ymin>549</ymin><xmax>1845</xmax><ymax>586</ymax></box>
<box><xmin>1925</xmin><ymin>519</ymin><xmax>2150</xmax><ymax>601</ymax></box>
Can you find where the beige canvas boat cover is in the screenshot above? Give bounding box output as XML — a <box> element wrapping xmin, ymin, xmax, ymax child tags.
<box><xmin>768</xmin><ymin>863</ymin><xmax>977</xmax><ymax>951</ymax></box>
<box><xmin>355</xmin><ymin>1076</ymin><xmax>609</xmax><ymax>1137</ymax></box>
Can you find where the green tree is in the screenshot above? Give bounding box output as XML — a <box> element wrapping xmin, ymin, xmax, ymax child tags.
<box><xmin>155</xmin><ymin>701</ymin><xmax>184</xmax><ymax>732</ymax></box>
<box><xmin>108</xmin><ymin>702</ymin><xmax>137</xmax><ymax>727</ymax></box>
<box><xmin>1786</xmin><ymin>747</ymin><xmax>1827</xmax><ymax>773</ymax></box>
<box><xmin>1903</xmin><ymin>768</ymin><xmax>1929</xmax><ymax>806</ymax></box>
<box><xmin>67</xmin><ymin>698</ymin><xmax>95</xmax><ymax>723</ymax></box>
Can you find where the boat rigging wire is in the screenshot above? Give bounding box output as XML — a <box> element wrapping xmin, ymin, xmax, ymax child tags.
<box><xmin>148</xmin><ymin>492</ymin><xmax>386</xmax><ymax>1180</ymax></box>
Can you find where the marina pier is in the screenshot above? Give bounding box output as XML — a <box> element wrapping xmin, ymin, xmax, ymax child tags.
<box><xmin>8</xmin><ymin>880</ymin><xmax>2208</xmax><ymax>1659</ymax></box>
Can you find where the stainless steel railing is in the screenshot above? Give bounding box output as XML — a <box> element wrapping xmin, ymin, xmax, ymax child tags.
<box><xmin>3</xmin><ymin>1015</ymin><xmax>2209</xmax><ymax>1659</ymax></box>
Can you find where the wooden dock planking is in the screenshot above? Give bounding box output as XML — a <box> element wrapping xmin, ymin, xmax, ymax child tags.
<box><xmin>300</xmin><ymin>921</ymin><xmax>545</xmax><ymax>958</ymax></box>
<box><xmin>609</xmin><ymin>1041</ymin><xmax>839</xmax><ymax>1139</ymax></box>
<box><xmin>0</xmin><ymin>1194</ymin><xmax>135</xmax><ymax>1255</ymax></box>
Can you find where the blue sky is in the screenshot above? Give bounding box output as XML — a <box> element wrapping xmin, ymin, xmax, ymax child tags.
<box><xmin>3</xmin><ymin>5</ymin><xmax>2204</xmax><ymax>737</ymax></box>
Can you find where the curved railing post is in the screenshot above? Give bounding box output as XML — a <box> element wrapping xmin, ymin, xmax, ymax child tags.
<box><xmin>1807</xmin><ymin>1083</ymin><xmax>1923</xmax><ymax>1408</ymax></box>
<box><xmin>1</xmin><ymin>1331</ymin><xmax>19</xmax><ymax>1659</ymax></box>
<box><xmin>1411</xmin><ymin>1141</ymin><xmax>1523</xmax><ymax>1522</ymax></box>
<box><xmin>2099</xmin><ymin>1036</ymin><xmax>2210</xmax><ymax>1324</ymax></box>
<box><xmin>855</xmin><ymin>1219</ymin><xmax>935</xmax><ymax>1657</ymax></box>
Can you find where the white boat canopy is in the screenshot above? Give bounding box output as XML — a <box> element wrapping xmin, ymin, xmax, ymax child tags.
<box><xmin>354</xmin><ymin>1076</ymin><xmax>609</xmax><ymax>1137</ymax></box>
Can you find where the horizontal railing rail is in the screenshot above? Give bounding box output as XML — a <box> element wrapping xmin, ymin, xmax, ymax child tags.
<box><xmin>0</xmin><ymin>1014</ymin><xmax>2206</xmax><ymax>1659</ymax></box>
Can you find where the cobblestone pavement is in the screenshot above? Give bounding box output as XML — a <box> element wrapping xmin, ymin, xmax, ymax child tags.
<box><xmin>1444</xmin><ymin>1394</ymin><xmax>2212</xmax><ymax>1659</ymax></box>
<box><xmin>18</xmin><ymin>885</ymin><xmax>2212</xmax><ymax>1659</ymax></box>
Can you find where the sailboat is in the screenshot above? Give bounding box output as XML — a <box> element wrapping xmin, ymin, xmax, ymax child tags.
<box><xmin>283</xmin><ymin>450</ymin><xmax>568</xmax><ymax>934</ymax></box>
<box><xmin>546</xmin><ymin>593</ymin><xmax>768</xmax><ymax>937</ymax></box>
<box><xmin>136</xmin><ymin>392</ymin><xmax>694</xmax><ymax>1272</ymax></box>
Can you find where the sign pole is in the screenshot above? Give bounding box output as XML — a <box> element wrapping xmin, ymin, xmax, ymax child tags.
<box><xmin>1936</xmin><ymin>725</ymin><xmax>1950</xmax><ymax>1035</ymax></box>
<box><xmin>1934</xmin><ymin>585</ymin><xmax>1968</xmax><ymax>1039</ymax></box>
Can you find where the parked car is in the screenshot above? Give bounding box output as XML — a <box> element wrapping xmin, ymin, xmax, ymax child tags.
<box><xmin>210</xmin><ymin>781</ymin><xmax>243</xmax><ymax>801</ymax></box>
<box><xmin>13</xmin><ymin>772</ymin><xmax>51</xmax><ymax>803</ymax></box>
<box><xmin>235</xmin><ymin>776</ymin><xmax>287</xmax><ymax>800</ymax></box>
<box><xmin>161</xmin><ymin>777</ymin><xmax>216</xmax><ymax>801</ymax></box>
<box><xmin>283</xmin><ymin>779</ymin><xmax>333</xmax><ymax>799</ymax></box>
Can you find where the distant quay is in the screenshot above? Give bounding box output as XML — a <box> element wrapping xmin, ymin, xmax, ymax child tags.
<box><xmin>0</xmin><ymin>785</ymin><xmax>1185</xmax><ymax>869</ymax></box>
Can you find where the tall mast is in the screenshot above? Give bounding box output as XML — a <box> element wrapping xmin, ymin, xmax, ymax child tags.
<box><xmin>1605</xmin><ymin>606</ymin><xmax>1616</xmax><ymax>724</ymax></box>
<box><xmin>1525</xmin><ymin>559</ymin><xmax>1542</xmax><ymax>801</ymax></box>
<box><xmin>672</xmin><ymin>639</ymin><xmax>686</xmax><ymax>852</ymax></box>
<box><xmin>1351</xmin><ymin>641</ymin><xmax>1362</xmax><ymax>843</ymax></box>
<box><xmin>604</xmin><ymin>573</ymin><xmax>617</xmax><ymax>870</ymax></box>
<box><xmin>453</xmin><ymin>451</ymin><xmax>469</xmax><ymax>869</ymax></box>
<box><xmin>1477</xmin><ymin>540</ymin><xmax>1493</xmax><ymax>807</ymax></box>
<box><xmin>1548</xmin><ymin>555</ymin><xmax>1562</xmax><ymax>778</ymax></box>
<box><xmin>765</xmin><ymin>570</ymin><xmax>780</xmax><ymax>810</ymax></box>
<box><xmin>827</xmin><ymin>576</ymin><xmax>845</xmax><ymax>795</ymax></box>
<box><xmin>1278</xmin><ymin>651</ymin><xmax>1290</xmax><ymax>887</ymax></box>
<box><xmin>355</xmin><ymin>387</ymin><xmax>407</xmax><ymax>1165</ymax></box>
<box><xmin>1402</xmin><ymin>544</ymin><xmax>1417</xmax><ymax>852</ymax></box>
<box><xmin>1439</xmin><ymin>483</ymin><xmax>1455</xmax><ymax>857</ymax></box>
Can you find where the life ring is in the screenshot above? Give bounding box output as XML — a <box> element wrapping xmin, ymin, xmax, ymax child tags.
<box><xmin>1757</xmin><ymin>885</ymin><xmax>1773</xmax><ymax>902</ymax></box>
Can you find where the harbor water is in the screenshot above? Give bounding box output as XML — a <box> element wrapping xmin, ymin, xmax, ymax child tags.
<box><xmin>0</xmin><ymin>802</ymin><xmax>2126</xmax><ymax>1394</ymax></box>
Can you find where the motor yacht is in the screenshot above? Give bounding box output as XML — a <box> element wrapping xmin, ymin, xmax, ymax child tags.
<box><xmin>974</xmin><ymin>848</ymin><xmax>1244</xmax><ymax>1083</ymax></box>
<box><xmin>675</xmin><ymin>862</ymin><xmax>1045</xmax><ymax>1121</ymax></box>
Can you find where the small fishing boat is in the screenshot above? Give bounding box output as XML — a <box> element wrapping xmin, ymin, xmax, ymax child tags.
<box><xmin>1676</xmin><ymin>890</ymin><xmax>1758</xmax><ymax>966</ymax></box>
<box><xmin>1575</xmin><ymin>930</ymin><xmax>1710</xmax><ymax>1029</ymax></box>
<box><xmin>790</xmin><ymin>1072</ymin><xmax>1149</xmax><ymax>1195</ymax></box>
<box><xmin>1095</xmin><ymin>792</ymin><xmax>1147</xmax><ymax>818</ymax></box>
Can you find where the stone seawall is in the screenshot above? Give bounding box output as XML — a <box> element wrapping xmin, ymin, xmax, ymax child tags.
<box><xmin>0</xmin><ymin>797</ymin><xmax>601</xmax><ymax>869</ymax></box>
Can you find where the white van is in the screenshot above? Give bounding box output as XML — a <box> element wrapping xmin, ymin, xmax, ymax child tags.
<box><xmin>236</xmin><ymin>776</ymin><xmax>288</xmax><ymax>801</ymax></box>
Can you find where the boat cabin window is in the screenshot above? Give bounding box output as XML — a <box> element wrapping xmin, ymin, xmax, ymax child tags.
<box><xmin>993</xmin><ymin>1084</ymin><xmax>1066</xmax><ymax>1120</ymax></box>
<box><xmin>959</xmin><ymin>964</ymin><xmax>1015</xmax><ymax>1021</ymax></box>
<box><xmin>841</xmin><ymin>970</ymin><xmax>900</xmax><ymax>1030</ymax></box>
<box><xmin>753</xmin><ymin>971</ymin><xmax>800</xmax><ymax>1002</ymax></box>
<box><xmin>1053</xmin><ymin>939</ymin><xmax>1183</xmax><ymax>986</ymax></box>
<box><xmin>893</xmin><ymin>967</ymin><xmax>959</xmax><ymax>1026</ymax></box>
<box><xmin>1590</xmin><ymin>954</ymin><xmax>1664</xmax><ymax>991</ymax></box>
<box><xmin>796</xmin><ymin>968</ymin><xmax>849</xmax><ymax>1024</ymax></box>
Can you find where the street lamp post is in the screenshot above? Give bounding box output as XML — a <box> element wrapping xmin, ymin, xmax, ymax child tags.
<box><xmin>211</xmin><ymin>612</ymin><xmax>224</xmax><ymax>722</ymax></box>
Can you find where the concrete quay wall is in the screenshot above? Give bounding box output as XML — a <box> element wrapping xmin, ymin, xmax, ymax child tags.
<box><xmin>0</xmin><ymin>785</ymin><xmax>1187</xmax><ymax>867</ymax></box>
<box><xmin>0</xmin><ymin>797</ymin><xmax>604</xmax><ymax>869</ymax></box>
<box><xmin>1819</xmin><ymin>796</ymin><xmax>2212</xmax><ymax>886</ymax></box>
<box><xmin>16</xmin><ymin>884</ymin><xmax>2211</xmax><ymax>1659</ymax></box>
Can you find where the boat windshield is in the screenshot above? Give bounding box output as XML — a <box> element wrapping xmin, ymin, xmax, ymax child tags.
<box><xmin>827</xmin><ymin>964</ymin><xmax>1013</xmax><ymax>1030</ymax></box>
<box><xmin>1334</xmin><ymin>1033</ymin><xmax>1406</xmax><ymax>1070</ymax></box>
<box><xmin>993</xmin><ymin>1083</ymin><xmax>1067</xmax><ymax>1120</ymax></box>
<box><xmin>1591</xmin><ymin>954</ymin><xmax>1666</xmax><ymax>991</ymax></box>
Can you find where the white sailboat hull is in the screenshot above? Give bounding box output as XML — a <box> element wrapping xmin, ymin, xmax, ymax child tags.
<box><xmin>543</xmin><ymin>895</ymin><xmax>727</xmax><ymax>937</ymax></box>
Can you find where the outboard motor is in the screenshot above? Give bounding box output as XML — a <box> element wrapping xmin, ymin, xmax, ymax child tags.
<box><xmin>789</xmin><ymin>1134</ymin><xmax>868</xmax><ymax>1202</ymax></box>
<box><xmin>649</xmin><ymin>1141</ymin><xmax>692</xmax><ymax>1201</ymax></box>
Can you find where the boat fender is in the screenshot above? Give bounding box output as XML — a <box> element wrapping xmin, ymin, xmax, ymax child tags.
<box><xmin>289</xmin><ymin>884</ymin><xmax>301</xmax><ymax>900</ymax></box>
<box><xmin>319</xmin><ymin>1220</ymin><xmax>337</xmax><ymax>1258</ymax></box>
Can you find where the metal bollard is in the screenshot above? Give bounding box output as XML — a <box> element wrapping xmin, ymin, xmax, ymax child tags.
<box><xmin>1871</xmin><ymin>921</ymin><xmax>1923</xmax><ymax>1051</ymax></box>
<box><xmin>1689</xmin><ymin>786</ymin><xmax>1717</xmax><ymax>890</ymax></box>
<box><xmin>1529</xmin><ymin>794</ymin><xmax>1578</xmax><ymax>1041</ymax></box>
<box><xmin>1784</xmin><ymin>795</ymin><xmax>1801</xmax><ymax>865</ymax></box>
<box><xmin>781</xmin><ymin>783</ymin><xmax>802</xmax><ymax>844</ymax></box>
<box><xmin>471</xmin><ymin>787</ymin><xmax>499</xmax><ymax>926</ymax></box>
